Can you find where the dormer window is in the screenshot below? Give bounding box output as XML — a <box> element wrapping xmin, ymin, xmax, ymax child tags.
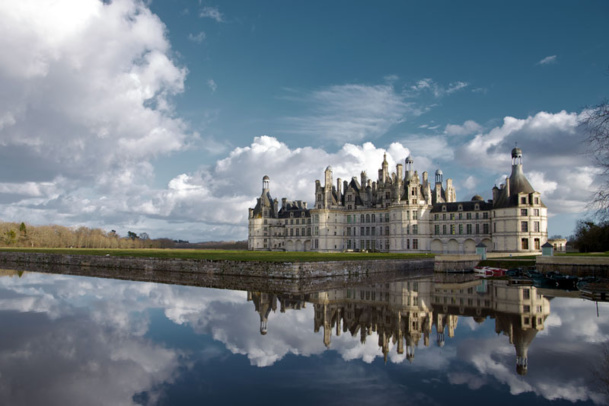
<box><xmin>475</xmin><ymin>204</ymin><xmax>479</xmax><ymax>210</ymax></box>
<box><xmin>458</xmin><ymin>205</ymin><xmax>463</xmax><ymax>211</ymax></box>
<box><xmin>521</xmin><ymin>197</ymin><xmax>527</xmax><ymax>205</ymax></box>
<box><xmin>442</xmin><ymin>206</ymin><xmax>446</xmax><ymax>212</ymax></box>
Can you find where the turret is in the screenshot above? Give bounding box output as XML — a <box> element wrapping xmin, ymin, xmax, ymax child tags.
<box><xmin>382</xmin><ymin>153</ymin><xmax>389</xmax><ymax>182</ymax></box>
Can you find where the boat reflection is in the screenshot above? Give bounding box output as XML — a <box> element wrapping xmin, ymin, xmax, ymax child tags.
<box><xmin>249</xmin><ymin>276</ymin><xmax>550</xmax><ymax>375</ymax></box>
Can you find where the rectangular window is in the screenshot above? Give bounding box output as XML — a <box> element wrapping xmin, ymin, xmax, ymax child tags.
<box><xmin>521</xmin><ymin>209</ymin><xmax>528</xmax><ymax>216</ymax></box>
<box><xmin>347</xmin><ymin>215</ymin><xmax>351</xmax><ymax>224</ymax></box>
<box><xmin>347</xmin><ymin>228</ymin><xmax>351</xmax><ymax>236</ymax></box>
<box><xmin>466</xmin><ymin>224</ymin><xmax>472</xmax><ymax>234</ymax></box>
<box><xmin>443</xmin><ymin>225</ymin><xmax>446</xmax><ymax>235</ymax></box>
<box><xmin>521</xmin><ymin>221</ymin><xmax>528</xmax><ymax>232</ymax></box>
<box><xmin>458</xmin><ymin>224</ymin><xmax>463</xmax><ymax>235</ymax></box>
<box><xmin>371</xmin><ymin>227</ymin><xmax>375</xmax><ymax>236</ymax></box>
<box><xmin>413</xmin><ymin>211</ymin><xmax>418</xmax><ymax>220</ymax></box>
<box><xmin>435</xmin><ymin>225</ymin><xmax>440</xmax><ymax>235</ymax></box>
<box><xmin>534</xmin><ymin>238</ymin><xmax>540</xmax><ymax>250</ymax></box>
<box><xmin>450</xmin><ymin>225</ymin><xmax>455</xmax><ymax>235</ymax></box>
<box><xmin>476</xmin><ymin>224</ymin><xmax>480</xmax><ymax>234</ymax></box>
<box><xmin>534</xmin><ymin>221</ymin><xmax>540</xmax><ymax>232</ymax></box>
<box><xmin>521</xmin><ymin>238</ymin><xmax>529</xmax><ymax>250</ymax></box>
<box><xmin>361</xmin><ymin>227</ymin><xmax>364</xmax><ymax>236</ymax></box>
<box><xmin>434</xmin><ymin>214</ymin><xmax>439</xmax><ymax>220</ymax></box>
<box><xmin>413</xmin><ymin>239</ymin><xmax>418</xmax><ymax>249</ymax></box>
<box><xmin>466</xmin><ymin>212</ymin><xmax>471</xmax><ymax>220</ymax></box>
<box><xmin>413</xmin><ymin>225</ymin><xmax>418</xmax><ymax>235</ymax></box>
<box><xmin>450</xmin><ymin>213</ymin><xmax>455</xmax><ymax>220</ymax></box>
<box><xmin>483</xmin><ymin>224</ymin><xmax>489</xmax><ymax>234</ymax></box>
<box><xmin>521</xmin><ymin>197</ymin><xmax>527</xmax><ymax>204</ymax></box>
<box><xmin>534</xmin><ymin>209</ymin><xmax>540</xmax><ymax>216</ymax></box>
<box><xmin>483</xmin><ymin>212</ymin><xmax>489</xmax><ymax>219</ymax></box>
<box><xmin>407</xmin><ymin>239</ymin><xmax>410</xmax><ymax>249</ymax></box>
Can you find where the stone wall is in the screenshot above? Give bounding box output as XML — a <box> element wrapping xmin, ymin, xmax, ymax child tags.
<box><xmin>536</xmin><ymin>256</ymin><xmax>609</xmax><ymax>277</ymax></box>
<box><xmin>0</xmin><ymin>252</ymin><xmax>434</xmax><ymax>287</ymax></box>
<box><xmin>434</xmin><ymin>255</ymin><xmax>480</xmax><ymax>272</ymax></box>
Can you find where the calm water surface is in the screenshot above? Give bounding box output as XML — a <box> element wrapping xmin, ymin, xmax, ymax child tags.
<box><xmin>0</xmin><ymin>268</ymin><xmax>607</xmax><ymax>405</ymax></box>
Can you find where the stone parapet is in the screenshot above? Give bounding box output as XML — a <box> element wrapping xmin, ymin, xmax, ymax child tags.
<box><xmin>536</xmin><ymin>256</ymin><xmax>609</xmax><ymax>277</ymax></box>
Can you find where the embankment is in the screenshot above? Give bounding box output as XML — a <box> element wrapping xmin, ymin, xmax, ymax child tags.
<box><xmin>0</xmin><ymin>251</ymin><xmax>435</xmax><ymax>293</ymax></box>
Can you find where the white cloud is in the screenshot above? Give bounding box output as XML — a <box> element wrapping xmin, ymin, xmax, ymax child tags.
<box><xmin>188</xmin><ymin>31</ymin><xmax>206</xmax><ymax>43</ymax></box>
<box><xmin>406</xmin><ymin>78</ymin><xmax>470</xmax><ymax>98</ymax></box>
<box><xmin>283</xmin><ymin>83</ymin><xmax>415</xmax><ymax>143</ymax></box>
<box><xmin>456</xmin><ymin>110</ymin><xmax>594</xmax><ymax>215</ymax></box>
<box><xmin>207</xmin><ymin>79</ymin><xmax>217</xmax><ymax>92</ymax></box>
<box><xmin>444</xmin><ymin>120</ymin><xmax>482</xmax><ymax>136</ymax></box>
<box><xmin>537</xmin><ymin>55</ymin><xmax>557</xmax><ymax>65</ymax></box>
<box><xmin>199</xmin><ymin>6</ymin><xmax>223</xmax><ymax>22</ymax></box>
<box><xmin>463</xmin><ymin>175</ymin><xmax>478</xmax><ymax>191</ymax></box>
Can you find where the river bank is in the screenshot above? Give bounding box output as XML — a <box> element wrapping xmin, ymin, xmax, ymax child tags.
<box><xmin>0</xmin><ymin>251</ymin><xmax>434</xmax><ymax>281</ymax></box>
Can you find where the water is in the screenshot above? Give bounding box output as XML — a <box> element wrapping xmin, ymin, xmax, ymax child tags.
<box><xmin>0</xmin><ymin>268</ymin><xmax>607</xmax><ymax>405</ymax></box>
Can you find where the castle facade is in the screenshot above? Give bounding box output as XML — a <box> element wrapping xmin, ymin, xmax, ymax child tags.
<box><xmin>248</xmin><ymin>148</ymin><xmax>548</xmax><ymax>253</ymax></box>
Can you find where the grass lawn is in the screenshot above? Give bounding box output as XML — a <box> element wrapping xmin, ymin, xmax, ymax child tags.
<box><xmin>0</xmin><ymin>247</ymin><xmax>435</xmax><ymax>263</ymax></box>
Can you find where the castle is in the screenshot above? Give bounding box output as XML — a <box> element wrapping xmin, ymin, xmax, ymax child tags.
<box><xmin>248</xmin><ymin>148</ymin><xmax>548</xmax><ymax>253</ymax></box>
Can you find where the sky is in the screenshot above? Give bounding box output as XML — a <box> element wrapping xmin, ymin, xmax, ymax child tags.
<box><xmin>0</xmin><ymin>0</ymin><xmax>607</xmax><ymax>242</ymax></box>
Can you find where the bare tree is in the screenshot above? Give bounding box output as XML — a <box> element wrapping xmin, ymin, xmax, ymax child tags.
<box><xmin>581</xmin><ymin>100</ymin><xmax>609</xmax><ymax>219</ymax></box>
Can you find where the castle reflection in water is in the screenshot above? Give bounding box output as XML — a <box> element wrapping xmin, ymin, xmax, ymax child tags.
<box><xmin>248</xmin><ymin>276</ymin><xmax>550</xmax><ymax>376</ymax></box>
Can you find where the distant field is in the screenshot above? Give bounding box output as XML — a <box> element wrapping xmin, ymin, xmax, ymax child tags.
<box><xmin>0</xmin><ymin>248</ymin><xmax>434</xmax><ymax>262</ymax></box>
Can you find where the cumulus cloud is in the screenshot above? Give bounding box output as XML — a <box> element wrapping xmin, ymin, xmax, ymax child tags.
<box><xmin>456</xmin><ymin>110</ymin><xmax>594</xmax><ymax>214</ymax></box>
<box><xmin>0</xmin><ymin>0</ymin><xmax>199</xmax><ymax>236</ymax></box>
<box><xmin>537</xmin><ymin>55</ymin><xmax>557</xmax><ymax>65</ymax></box>
<box><xmin>444</xmin><ymin>120</ymin><xmax>483</xmax><ymax>136</ymax></box>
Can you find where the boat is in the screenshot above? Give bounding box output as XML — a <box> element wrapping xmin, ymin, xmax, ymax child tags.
<box><xmin>545</xmin><ymin>271</ymin><xmax>579</xmax><ymax>290</ymax></box>
<box><xmin>473</xmin><ymin>266</ymin><xmax>507</xmax><ymax>278</ymax></box>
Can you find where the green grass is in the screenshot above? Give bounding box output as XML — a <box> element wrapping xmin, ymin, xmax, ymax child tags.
<box><xmin>0</xmin><ymin>247</ymin><xmax>434</xmax><ymax>263</ymax></box>
<box><xmin>555</xmin><ymin>252</ymin><xmax>609</xmax><ymax>257</ymax></box>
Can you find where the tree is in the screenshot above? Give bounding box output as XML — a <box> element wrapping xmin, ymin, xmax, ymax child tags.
<box><xmin>581</xmin><ymin>100</ymin><xmax>609</xmax><ymax>219</ymax></box>
<box><xmin>127</xmin><ymin>231</ymin><xmax>139</xmax><ymax>241</ymax></box>
<box><xmin>573</xmin><ymin>219</ymin><xmax>609</xmax><ymax>252</ymax></box>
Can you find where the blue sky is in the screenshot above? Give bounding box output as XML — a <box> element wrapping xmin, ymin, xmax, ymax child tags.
<box><xmin>0</xmin><ymin>0</ymin><xmax>607</xmax><ymax>241</ymax></box>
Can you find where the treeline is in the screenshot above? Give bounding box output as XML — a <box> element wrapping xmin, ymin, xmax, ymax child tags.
<box><xmin>572</xmin><ymin>220</ymin><xmax>609</xmax><ymax>253</ymax></box>
<box><xmin>0</xmin><ymin>221</ymin><xmax>176</xmax><ymax>249</ymax></box>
